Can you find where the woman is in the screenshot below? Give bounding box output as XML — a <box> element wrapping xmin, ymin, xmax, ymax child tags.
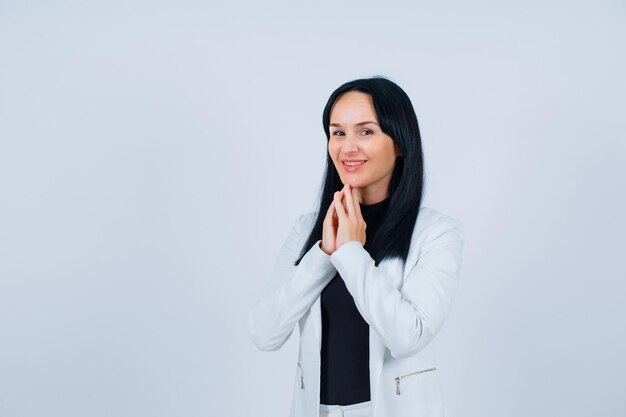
<box><xmin>248</xmin><ymin>76</ymin><xmax>465</xmax><ymax>417</ymax></box>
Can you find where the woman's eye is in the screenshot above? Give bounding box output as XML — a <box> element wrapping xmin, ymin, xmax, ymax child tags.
<box><xmin>332</xmin><ymin>131</ymin><xmax>344</xmax><ymax>136</ymax></box>
<box><xmin>362</xmin><ymin>129</ymin><xmax>373</xmax><ymax>135</ymax></box>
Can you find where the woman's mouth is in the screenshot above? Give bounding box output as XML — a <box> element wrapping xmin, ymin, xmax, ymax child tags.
<box><xmin>342</xmin><ymin>160</ymin><xmax>367</xmax><ymax>172</ymax></box>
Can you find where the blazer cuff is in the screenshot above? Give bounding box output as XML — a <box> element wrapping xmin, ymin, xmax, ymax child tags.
<box><xmin>300</xmin><ymin>239</ymin><xmax>335</xmax><ymax>277</ymax></box>
<box><xmin>329</xmin><ymin>240</ymin><xmax>370</xmax><ymax>275</ymax></box>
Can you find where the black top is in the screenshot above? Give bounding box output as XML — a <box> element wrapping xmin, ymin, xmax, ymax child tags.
<box><xmin>319</xmin><ymin>195</ymin><xmax>390</xmax><ymax>405</ymax></box>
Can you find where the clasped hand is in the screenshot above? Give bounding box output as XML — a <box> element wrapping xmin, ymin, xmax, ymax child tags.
<box><xmin>320</xmin><ymin>184</ymin><xmax>367</xmax><ymax>255</ymax></box>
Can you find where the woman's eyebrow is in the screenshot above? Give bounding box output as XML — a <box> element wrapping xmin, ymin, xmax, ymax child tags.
<box><xmin>330</xmin><ymin>121</ymin><xmax>379</xmax><ymax>127</ymax></box>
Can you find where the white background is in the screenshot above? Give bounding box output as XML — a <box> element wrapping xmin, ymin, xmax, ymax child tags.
<box><xmin>0</xmin><ymin>1</ymin><xmax>624</xmax><ymax>416</ymax></box>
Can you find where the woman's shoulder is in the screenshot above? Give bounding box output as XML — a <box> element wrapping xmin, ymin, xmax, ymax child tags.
<box><xmin>296</xmin><ymin>211</ymin><xmax>318</xmax><ymax>225</ymax></box>
<box><xmin>291</xmin><ymin>211</ymin><xmax>318</xmax><ymax>235</ymax></box>
<box><xmin>414</xmin><ymin>205</ymin><xmax>465</xmax><ymax>242</ymax></box>
<box><xmin>417</xmin><ymin>206</ymin><xmax>463</xmax><ymax>226</ymax></box>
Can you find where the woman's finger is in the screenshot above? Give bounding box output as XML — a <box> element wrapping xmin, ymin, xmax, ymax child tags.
<box><xmin>325</xmin><ymin>196</ymin><xmax>339</xmax><ymax>228</ymax></box>
<box><xmin>324</xmin><ymin>199</ymin><xmax>334</xmax><ymax>220</ymax></box>
<box><xmin>352</xmin><ymin>187</ymin><xmax>363</xmax><ymax>220</ymax></box>
<box><xmin>320</xmin><ymin>199</ymin><xmax>337</xmax><ymax>254</ymax></box>
<box><xmin>334</xmin><ymin>191</ymin><xmax>346</xmax><ymax>220</ymax></box>
<box><xmin>344</xmin><ymin>184</ymin><xmax>355</xmax><ymax>220</ymax></box>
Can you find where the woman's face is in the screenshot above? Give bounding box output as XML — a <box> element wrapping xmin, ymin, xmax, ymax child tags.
<box><xmin>328</xmin><ymin>91</ymin><xmax>402</xmax><ymax>205</ymax></box>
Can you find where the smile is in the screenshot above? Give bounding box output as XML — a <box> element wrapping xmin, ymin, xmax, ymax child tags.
<box><xmin>342</xmin><ymin>160</ymin><xmax>367</xmax><ymax>172</ymax></box>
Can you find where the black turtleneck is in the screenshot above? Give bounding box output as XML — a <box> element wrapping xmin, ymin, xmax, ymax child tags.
<box><xmin>319</xmin><ymin>195</ymin><xmax>390</xmax><ymax>406</ymax></box>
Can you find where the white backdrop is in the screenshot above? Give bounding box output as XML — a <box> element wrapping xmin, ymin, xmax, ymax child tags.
<box><xmin>0</xmin><ymin>1</ymin><xmax>624</xmax><ymax>416</ymax></box>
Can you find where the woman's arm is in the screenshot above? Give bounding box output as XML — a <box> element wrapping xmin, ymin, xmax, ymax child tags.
<box><xmin>329</xmin><ymin>217</ymin><xmax>465</xmax><ymax>359</ymax></box>
<box><xmin>248</xmin><ymin>213</ymin><xmax>337</xmax><ymax>351</ymax></box>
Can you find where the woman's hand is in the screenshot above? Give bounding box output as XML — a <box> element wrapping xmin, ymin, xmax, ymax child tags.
<box><xmin>320</xmin><ymin>197</ymin><xmax>338</xmax><ymax>255</ymax></box>
<box><xmin>334</xmin><ymin>184</ymin><xmax>367</xmax><ymax>249</ymax></box>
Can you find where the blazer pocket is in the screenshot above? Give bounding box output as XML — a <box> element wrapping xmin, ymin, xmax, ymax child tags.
<box><xmin>394</xmin><ymin>366</ymin><xmax>436</xmax><ymax>395</ymax></box>
<box><xmin>297</xmin><ymin>361</ymin><xmax>305</xmax><ymax>389</ymax></box>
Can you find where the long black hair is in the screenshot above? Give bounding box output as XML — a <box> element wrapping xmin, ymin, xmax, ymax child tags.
<box><xmin>294</xmin><ymin>76</ymin><xmax>425</xmax><ymax>267</ymax></box>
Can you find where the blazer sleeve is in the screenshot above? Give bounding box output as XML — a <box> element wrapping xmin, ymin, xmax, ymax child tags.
<box><xmin>329</xmin><ymin>216</ymin><xmax>465</xmax><ymax>359</ymax></box>
<box><xmin>248</xmin><ymin>213</ymin><xmax>337</xmax><ymax>351</ymax></box>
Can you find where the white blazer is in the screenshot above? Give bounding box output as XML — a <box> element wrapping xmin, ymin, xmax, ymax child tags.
<box><xmin>248</xmin><ymin>206</ymin><xmax>465</xmax><ymax>417</ymax></box>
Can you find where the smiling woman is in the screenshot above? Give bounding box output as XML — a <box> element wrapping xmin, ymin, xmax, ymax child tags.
<box><xmin>327</xmin><ymin>91</ymin><xmax>403</xmax><ymax>206</ymax></box>
<box><xmin>248</xmin><ymin>76</ymin><xmax>465</xmax><ymax>417</ymax></box>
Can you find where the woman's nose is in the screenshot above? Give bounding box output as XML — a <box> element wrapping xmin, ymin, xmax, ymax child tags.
<box><xmin>342</xmin><ymin>134</ymin><xmax>359</xmax><ymax>152</ymax></box>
